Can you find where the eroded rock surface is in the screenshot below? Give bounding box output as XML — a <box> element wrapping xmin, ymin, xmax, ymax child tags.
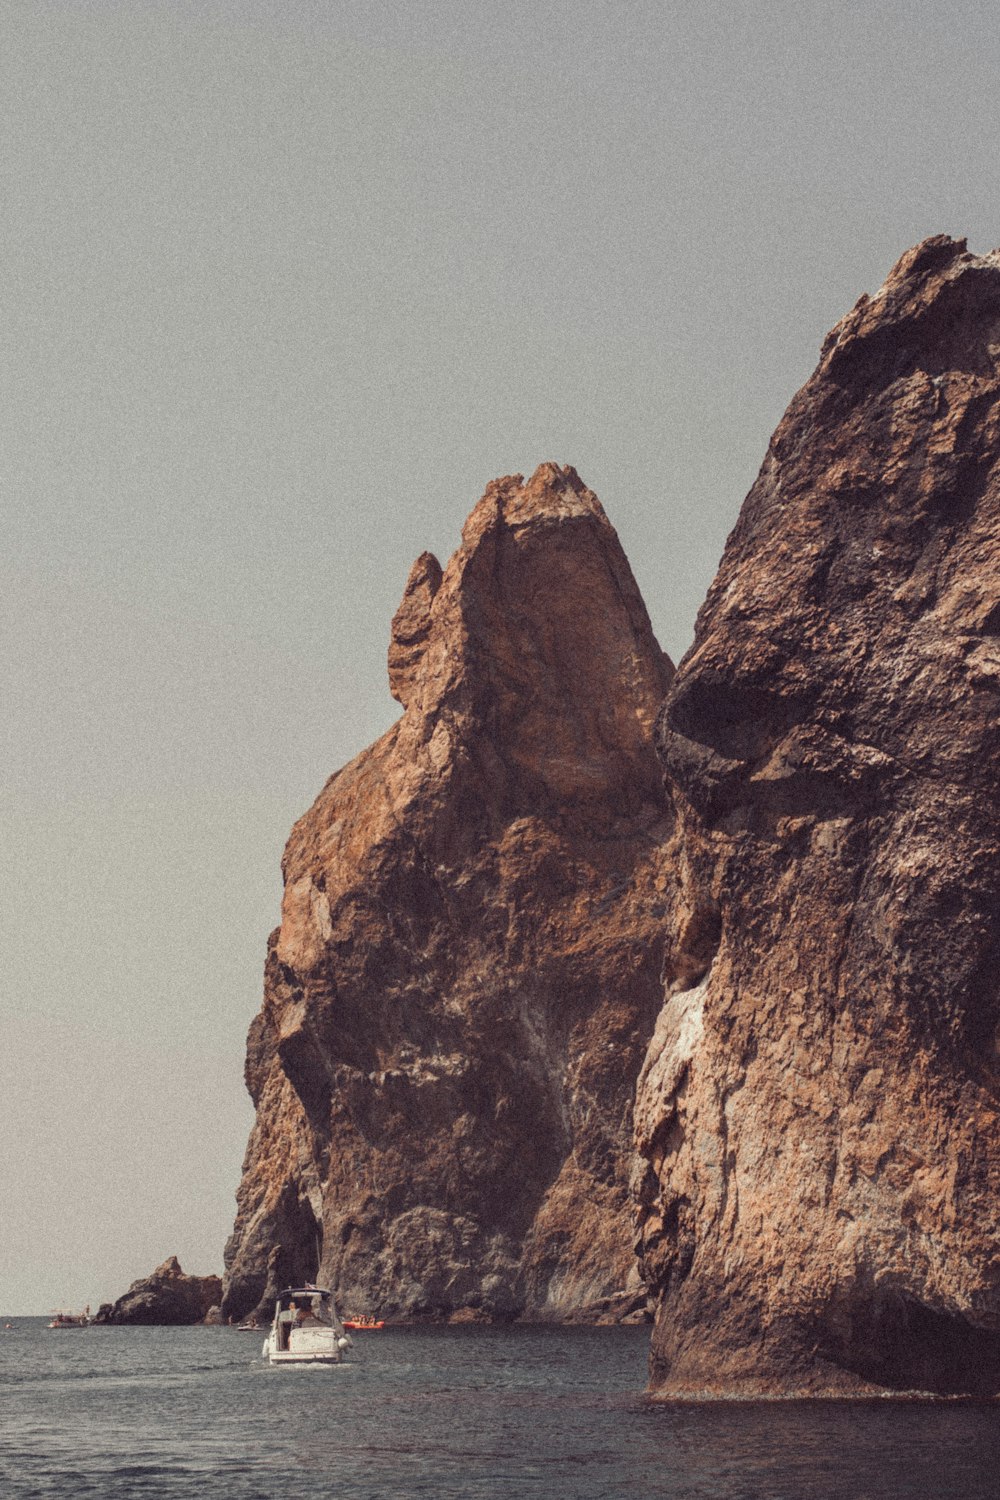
<box><xmin>95</xmin><ymin>1256</ymin><xmax>222</xmax><ymax>1326</ymax></box>
<box><xmin>222</xmin><ymin>464</ymin><xmax>673</xmax><ymax>1324</ymax></box>
<box><xmin>634</xmin><ymin>237</ymin><xmax>1000</xmax><ymax>1396</ymax></box>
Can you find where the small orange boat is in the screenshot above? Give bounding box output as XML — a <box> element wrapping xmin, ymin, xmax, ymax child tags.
<box><xmin>342</xmin><ymin>1315</ymin><xmax>385</xmax><ymax>1330</ymax></box>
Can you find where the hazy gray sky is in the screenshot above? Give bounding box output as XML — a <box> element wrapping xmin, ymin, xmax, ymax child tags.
<box><xmin>4</xmin><ymin>0</ymin><xmax>998</xmax><ymax>1314</ymax></box>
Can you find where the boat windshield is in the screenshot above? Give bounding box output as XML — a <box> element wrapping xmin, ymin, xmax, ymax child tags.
<box><xmin>279</xmin><ymin>1292</ymin><xmax>333</xmax><ymax>1327</ymax></box>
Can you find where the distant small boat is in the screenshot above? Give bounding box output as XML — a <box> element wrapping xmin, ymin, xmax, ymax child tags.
<box><xmin>262</xmin><ymin>1288</ymin><xmax>353</xmax><ymax>1365</ymax></box>
<box><xmin>235</xmin><ymin>1321</ymin><xmax>260</xmax><ymax>1332</ymax></box>
<box><xmin>342</xmin><ymin>1316</ymin><xmax>385</xmax><ymax>1330</ymax></box>
<box><xmin>48</xmin><ymin>1308</ymin><xmax>90</xmax><ymax>1329</ymax></box>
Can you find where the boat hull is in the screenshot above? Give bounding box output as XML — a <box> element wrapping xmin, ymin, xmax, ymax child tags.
<box><xmin>262</xmin><ymin>1330</ymin><xmax>346</xmax><ymax>1365</ymax></box>
<box><xmin>264</xmin><ymin>1347</ymin><xmax>344</xmax><ymax>1365</ymax></box>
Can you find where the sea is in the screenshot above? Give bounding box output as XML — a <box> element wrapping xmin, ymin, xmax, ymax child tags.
<box><xmin>4</xmin><ymin>1318</ymin><xmax>1000</xmax><ymax>1499</ymax></box>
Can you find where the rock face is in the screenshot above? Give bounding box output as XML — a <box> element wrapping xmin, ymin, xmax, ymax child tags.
<box><xmin>634</xmin><ymin>237</ymin><xmax>1000</xmax><ymax>1396</ymax></box>
<box><xmin>222</xmin><ymin>464</ymin><xmax>674</xmax><ymax>1324</ymax></box>
<box><xmin>95</xmin><ymin>1257</ymin><xmax>222</xmax><ymax>1325</ymax></box>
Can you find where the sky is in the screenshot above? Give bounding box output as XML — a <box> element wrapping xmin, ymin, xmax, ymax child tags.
<box><xmin>3</xmin><ymin>0</ymin><xmax>999</xmax><ymax>1315</ymax></box>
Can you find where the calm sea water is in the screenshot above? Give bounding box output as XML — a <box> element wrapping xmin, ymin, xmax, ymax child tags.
<box><xmin>3</xmin><ymin>1319</ymin><xmax>1000</xmax><ymax>1498</ymax></box>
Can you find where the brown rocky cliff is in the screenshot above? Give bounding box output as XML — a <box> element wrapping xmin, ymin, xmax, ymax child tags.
<box><xmin>222</xmin><ymin>463</ymin><xmax>674</xmax><ymax>1323</ymax></box>
<box><xmin>634</xmin><ymin>237</ymin><xmax>1000</xmax><ymax>1396</ymax></box>
<box><xmin>94</xmin><ymin>1257</ymin><xmax>222</xmax><ymax>1325</ymax></box>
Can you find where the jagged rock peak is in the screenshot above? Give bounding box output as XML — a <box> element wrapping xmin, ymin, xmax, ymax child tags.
<box><xmin>461</xmin><ymin>462</ymin><xmax>609</xmax><ymax>540</ymax></box>
<box><xmin>390</xmin><ymin>463</ymin><xmax>648</xmax><ymax>713</ymax></box>
<box><xmin>382</xmin><ymin>461</ymin><xmax>670</xmax><ymax>816</ymax></box>
<box><xmin>799</xmin><ymin>235</ymin><xmax>1000</xmax><ymax>403</ymax></box>
<box><xmin>635</xmin><ymin>238</ymin><xmax>1000</xmax><ymax>1397</ymax></box>
<box><xmin>388</xmin><ymin>550</ymin><xmax>443</xmax><ymax>707</ymax></box>
<box><xmin>94</xmin><ymin>1258</ymin><xmax>222</xmax><ymax>1326</ymax></box>
<box><xmin>222</xmin><ymin>466</ymin><xmax>675</xmax><ymax>1327</ymax></box>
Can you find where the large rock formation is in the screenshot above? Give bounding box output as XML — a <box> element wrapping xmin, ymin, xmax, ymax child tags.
<box><xmin>634</xmin><ymin>237</ymin><xmax>1000</xmax><ymax>1396</ymax></box>
<box><xmin>95</xmin><ymin>1257</ymin><xmax>222</xmax><ymax>1325</ymax></box>
<box><xmin>222</xmin><ymin>464</ymin><xmax>674</xmax><ymax>1324</ymax></box>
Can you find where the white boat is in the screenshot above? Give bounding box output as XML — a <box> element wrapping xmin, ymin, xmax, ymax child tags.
<box><xmin>48</xmin><ymin>1308</ymin><xmax>90</xmax><ymax>1328</ymax></box>
<box><xmin>262</xmin><ymin>1287</ymin><xmax>352</xmax><ymax>1365</ymax></box>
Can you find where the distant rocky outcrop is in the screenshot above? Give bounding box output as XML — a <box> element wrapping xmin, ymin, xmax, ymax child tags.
<box><xmin>634</xmin><ymin>237</ymin><xmax>1000</xmax><ymax>1396</ymax></box>
<box><xmin>221</xmin><ymin>464</ymin><xmax>674</xmax><ymax>1325</ymax></box>
<box><xmin>95</xmin><ymin>1257</ymin><xmax>222</xmax><ymax>1326</ymax></box>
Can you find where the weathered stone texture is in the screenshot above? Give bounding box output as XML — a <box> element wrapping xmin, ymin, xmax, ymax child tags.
<box><xmin>635</xmin><ymin>237</ymin><xmax>1000</xmax><ymax>1396</ymax></box>
<box><xmin>95</xmin><ymin>1256</ymin><xmax>222</xmax><ymax>1326</ymax></box>
<box><xmin>222</xmin><ymin>463</ymin><xmax>674</xmax><ymax>1324</ymax></box>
